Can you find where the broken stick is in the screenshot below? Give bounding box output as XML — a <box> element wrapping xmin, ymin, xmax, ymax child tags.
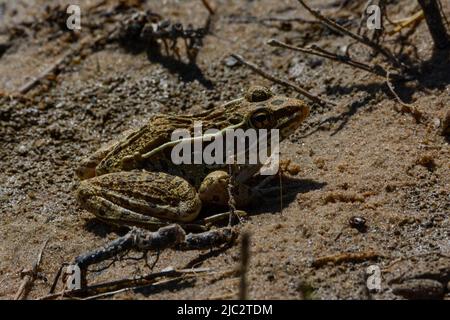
<box><xmin>267</xmin><ymin>39</ymin><xmax>397</xmax><ymax>79</ymax></box>
<box><xmin>15</xmin><ymin>238</ymin><xmax>49</xmax><ymax>300</ymax></box>
<box><xmin>40</xmin><ymin>267</ymin><xmax>212</xmax><ymax>300</ymax></box>
<box><xmin>312</xmin><ymin>251</ymin><xmax>383</xmax><ymax>268</ymax></box>
<box><xmin>296</xmin><ymin>0</ymin><xmax>403</xmax><ymax>69</ymax></box>
<box><xmin>231</xmin><ymin>54</ymin><xmax>336</xmax><ymax>107</ymax></box>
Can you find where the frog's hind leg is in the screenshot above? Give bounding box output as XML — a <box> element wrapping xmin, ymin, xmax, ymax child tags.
<box><xmin>76</xmin><ymin>171</ymin><xmax>202</xmax><ymax>230</ymax></box>
<box><xmin>78</xmin><ymin>193</ymin><xmax>172</xmax><ymax>230</ymax></box>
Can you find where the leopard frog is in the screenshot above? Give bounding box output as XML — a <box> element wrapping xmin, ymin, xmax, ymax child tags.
<box><xmin>75</xmin><ymin>86</ymin><xmax>309</xmax><ymax>230</ymax></box>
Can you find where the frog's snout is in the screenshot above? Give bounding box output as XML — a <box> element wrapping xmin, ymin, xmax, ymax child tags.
<box><xmin>274</xmin><ymin>98</ymin><xmax>310</xmax><ymax>138</ymax></box>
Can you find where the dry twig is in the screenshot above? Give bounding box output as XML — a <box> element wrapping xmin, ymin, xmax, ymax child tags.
<box><xmin>268</xmin><ymin>39</ymin><xmax>399</xmax><ymax>79</ymax></box>
<box><xmin>231</xmin><ymin>54</ymin><xmax>336</xmax><ymax>107</ymax></box>
<box><xmin>312</xmin><ymin>251</ymin><xmax>383</xmax><ymax>268</ymax></box>
<box><xmin>385</xmin><ymin>70</ymin><xmax>423</xmax><ymax>123</ymax></box>
<box><xmin>385</xmin><ymin>70</ymin><xmax>413</xmax><ymax>108</ymax></box>
<box><xmin>15</xmin><ymin>239</ymin><xmax>49</xmax><ymax>300</ymax></box>
<box><xmin>417</xmin><ymin>0</ymin><xmax>450</xmax><ymax>49</ymax></box>
<box><xmin>387</xmin><ymin>10</ymin><xmax>424</xmax><ymax>35</ymax></box>
<box><xmin>81</xmin><ymin>276</ymin><xmax>185</xmax><ymax>300</ymax></box>
<box><xmin>48</xmin><ymin>225</ymin><xmax>237</xmax><ymax>293</ymax></box>
<box><xmin>18</xmin><ymin>35</ymin><xmax>105</xmax><ymax>94</ymax></box>
<box><xmin>296</xmin><ymin>0</ymin><xmax>403</xmax><ymax>69</ymax></box>
<box><xmin>238</xmin><ymin>232</ymin><xmax>250</xmax><ymax>300</ymax></box>
<box><xmin>75</xmin><ymin>225</ymin><xmax>186</xmax><ymax>270</ymax></box>
<box><xmin>40</xmin><ymin>267</ymin><xmax>212</xmax><ymax>300</ymax></box>
<box><xmin>200</xmin><ymin>0</ymin><xmax>215</xmax><ymax>15</ymax></box>
<box><xmin>227</xmin><ymin>164</ymin><xmax>239</xmax><ymax>226</ymax></box>
<box><xmin>18</xmin><ymin>51</ymin><xmax>72</xmax><ymax>94</ymax></box>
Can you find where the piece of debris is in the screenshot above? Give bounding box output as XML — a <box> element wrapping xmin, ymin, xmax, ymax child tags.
<box><xmin>416</xmin><ymin>153</ymin><xmax>437</xmax><ymax>171</ymax></box>
<box><xmin>312</xmin><ymin>251</ymin><xmax>382</xmax><ymax>268</ymax></box>
<box><xmin>324</xmin><ymin>191</ymin><xmax>365</xmax><ymax>204</ymax></box>
<box><xmin>239</xmin><ymin>232</ymin><xmax>250</xmax><ymax>300</ymax></box>
<box><xmin>42</xmin><ymin>266</ymin><xmax>214</xmax><ymax>300</ymax></box>
<box><xmin>230</xmin><ymin>53</ymin><xmax>336</xmax><ymax>107</ymax></box>
<box><xmin>223</xmin><ymin>55</ymin><xmax>238</xmax><ymax>68</ymax></box>
<box><xmin>51</xmin><ymin>225</ymin><xmax>238</xmax><ymax>292</ymax></box>
<box><xmin>349</xmin><ymin>216</ymin><xmax>367</xmax><ymax>232</ymax></box>
<box><xmin>15</xmin><ymin>239</ymin><xmax>49</xmax><ymax>300</ymax></box>
<box><xmin>280</xmin><ymin>159</ymin><xmax>301</xmax><ymax>175</ymax></box>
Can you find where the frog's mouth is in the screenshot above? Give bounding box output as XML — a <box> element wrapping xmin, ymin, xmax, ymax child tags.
<box><xmin>276</xmin><ymin>106</ymin><xmax>309</xmax><ymax>139</ymax></box>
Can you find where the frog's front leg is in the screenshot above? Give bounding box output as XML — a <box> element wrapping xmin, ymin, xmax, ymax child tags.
<box><xmin>198</xmin><ymin>170</ymin><xmax>254</xmax><ymax>207</ymax></box>
<box><xmin>76</xmin><ymin>171</ymin><xmax>202</xmax><ymax>229</ymax></box>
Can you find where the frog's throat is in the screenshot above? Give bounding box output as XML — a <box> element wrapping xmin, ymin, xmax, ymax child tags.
<box><xmin>139</xmin><ymin>119</ymin><xmax>247</xmax><ymax>160</ymax></box>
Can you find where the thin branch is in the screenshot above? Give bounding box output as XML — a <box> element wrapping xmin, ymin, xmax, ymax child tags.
<box><xmin>18</xmin><ymin>52</ymin><xmax>71</xmax><ymax>94</ymax></box>
<box><xmin>230</xmin><ymin>54</ymin><xmax>336</xmax><ymax>107</ymax></box>
<box><xmin>81</xmin><ymin>276</ymin><xmax>185</xmax><ymax>300</ymax></box>
<box><xmin>201</xmin><ymin>210</ymin><xmax>247</xmax><ymax>225</ymax></box>
<box><xmin>312</xmin><ymin>251</ymin><xmax>383</xmax><ymax>267</ymax></box>
<box><xmin>179</xmin><ymin>227</ymin><xmax>238</xmax><ymax>251</ymax></box>
<box><xmin>296</xmin><ymin>0</ymin><xmax>403</xmax><ymax>69</ymax></box>
<box><xmin>62</xmin><ymin>225</ymin><xmax>236</xmax><ymax>291</ymax></box>
<box><xmin>238</xmin><ymin>232</ymin><xmax>250</xmax><ymax>300</ymax></box>
<box><xmin>39</xmin><ymin>267</ymin><xmax>212</xmax><ymax>300</ymax></box>
<box><xmin>74</xmin><ymin>225</ymin><xmax>186</xmax><ymax>270</ymax></box>
<box><xmin>268</xmin><ymin>39</ymin><xmax>399</xmax><ymax>79</ymax></box>
<box><xmin>385</xmin><ymin>70</ymin><xmax>413</xmax><ymax>108</ymax></box>
<box><xmin>200</xmin><ymin>0</ymin><xmax>215</xmax><ymax>15</ymax></box>
<box><xmin>387</xmin><ymin>10</ymin><xmax>424</xmax><ymax>35</ymax></box>
<box><xmin>18</xmin><ymin>35</ymin><xmax>106</xmax><ymax>94</ymax></box>
<box><xmin>228</xmin><ymin>15</ymin><xmax>319</xmax><ymax>25</ymax></box>
<box><xmin>15</xmin><ymin>238</ymin><xmax>49</xmax><ymax>300</ymax></box>
<box><xmin>227</xmin><ymin>164</ymin><xmax>239</xmax><ymax>226</ymax></box>
<box><xmin>417</xmin><ymin>0</ymin><xmax>450</xmax><ymax>49</ymax></box>
<box><xmin>386</xmin><ymin>70</ymin><xmax>422</xmax><ymax>122</ymax></box>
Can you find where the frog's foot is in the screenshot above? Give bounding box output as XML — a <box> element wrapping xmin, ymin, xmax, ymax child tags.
<box><xmin>76</xmin><ymin>171</ymin><xmax>202</xmax><ymax>230</ymax></box>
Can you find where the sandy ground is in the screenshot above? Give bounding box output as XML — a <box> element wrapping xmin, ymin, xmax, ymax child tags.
<box><xmin>0</xmin><ymin>0</ymin><xmax>449</xmax><ymax>299</ymax></box>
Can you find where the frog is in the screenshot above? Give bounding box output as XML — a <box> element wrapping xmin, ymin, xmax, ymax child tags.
<box><xmin>75</xmin><ymin>86</ymin><xmax>310</xmax><ymax>230</ymax></box>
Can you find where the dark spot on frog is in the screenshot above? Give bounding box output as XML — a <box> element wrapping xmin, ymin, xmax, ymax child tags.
<box><xmin>229</xmin><ymin>116</ymin><xmax>243</xmax><ymax>125</ymax></box>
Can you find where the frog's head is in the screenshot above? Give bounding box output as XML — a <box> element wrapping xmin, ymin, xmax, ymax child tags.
<box><xmin>237</xmin><ymin>86</ymin><xmax>310</xmax><ymax>139</ymax></box>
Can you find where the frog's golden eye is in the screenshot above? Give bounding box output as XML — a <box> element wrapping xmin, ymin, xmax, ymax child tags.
<box><xmin>245</xmin><ymin>86</ymin><xmax>274</xmax><ymax>102</ymax></box>
<box><xmin>249</xmin><ymin>109</ymin><xmax>273</xmax><ymax>129</ymax></box>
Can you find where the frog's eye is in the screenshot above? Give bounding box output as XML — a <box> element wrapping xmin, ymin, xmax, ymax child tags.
<box><xmin>249</xmin><ymin>109</ymin><xmax>273</xmax><ymax>129</ymax></box>
<box><xmin>245</xmin><ymin>86</ymin><xmax>274</xmax><ymax>102</ymax></box>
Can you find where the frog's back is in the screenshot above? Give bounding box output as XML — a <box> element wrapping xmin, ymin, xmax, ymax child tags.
<box><xmin>96</xmin><ymin>115</ymin><xmax>183</xmax><ymax>174</ymax></box>
<box><xmin>94</xmin><ymin>113</ymin><xmax>221</xmax><ymax>186</ymax></box>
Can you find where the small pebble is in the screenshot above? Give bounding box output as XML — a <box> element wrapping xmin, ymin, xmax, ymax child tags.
<box><xmin>349</xmin><ymin>216</ymin><xmax>367</xmax><ymax>232</ymax></box>
<box><xmin>16</xmin><ymin>145</ymin><xmax>29</xmax><ymax>156</ymax></box>
<box><xmin>223</xmin><ymin>56</ymin><xmax>238</xmax><ymax>68</ymax></box>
